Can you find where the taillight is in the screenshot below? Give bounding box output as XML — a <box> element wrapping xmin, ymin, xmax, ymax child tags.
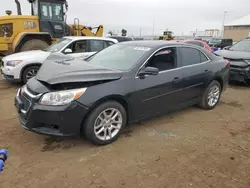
<box><xmin>226</xmin><ymin>60</ymin><xmax>230</xmax><ymax>68</ymax></box>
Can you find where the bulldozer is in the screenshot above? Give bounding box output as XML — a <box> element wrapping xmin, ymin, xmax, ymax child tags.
<box><xmin>159</xmin><ymin>30</ymin><xmax>175</xmax><ymax>40</ymax></box>
<box><xmin>0</xmin><ymin>0</ymin><xmax>104</xmax><ymax>56</ymax></box>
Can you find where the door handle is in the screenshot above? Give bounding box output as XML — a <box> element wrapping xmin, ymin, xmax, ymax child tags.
<box><xmin>172</xmin><ymin>77</ymin><xmax>180</xmax><ymax>83</ymax></box>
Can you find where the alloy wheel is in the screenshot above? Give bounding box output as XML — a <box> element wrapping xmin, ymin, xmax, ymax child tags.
<box><xmin>207</xmin><ymin>85</ymin><xmax>220</xmax><ymax>107</ymax></box>
<box><xmin>94</xmin><ymin>108</ymin><xmax>123</xmax><ymax>141</ymax></box>
<box><xmin>26</xmin><ymin>69</ymin><xmax>38</xmax><ymax>80</ymax></box>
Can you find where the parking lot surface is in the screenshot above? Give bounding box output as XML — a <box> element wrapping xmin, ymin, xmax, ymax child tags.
<box><xmin>0</xmin><ymin>79</ymin><xmax>249</xmax><ymax>188</ymax></box>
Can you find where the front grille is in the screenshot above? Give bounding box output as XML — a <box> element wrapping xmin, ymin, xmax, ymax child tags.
<box><xmin>20</xmin><ymin>91</ymin><xmax>32</xmax><ymax>111</ymax></box>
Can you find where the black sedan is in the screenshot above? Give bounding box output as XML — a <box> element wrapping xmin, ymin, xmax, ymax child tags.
<box><xmin>215</xmin><ymin>38</ymin><xmax>250</xmax><ymax>84</ymax></box>
<box><xmin>15</xmin><ymin>41</ymin><xmax>230</xmax><ymax>145</ymax></box>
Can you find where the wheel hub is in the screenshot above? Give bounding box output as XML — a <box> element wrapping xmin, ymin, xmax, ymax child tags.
<box><xmin>94</xmin><ymin>108</ymin><xmax>123</xmax><ymax>141</ymax></box>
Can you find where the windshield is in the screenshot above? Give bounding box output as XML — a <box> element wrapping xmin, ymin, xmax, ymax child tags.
<box><xmin>210</xmin><ymin>38</ymin><xmax>222</xmax><ymax>44</ymax></box>
<box><xmin>87</xmin><ymin>44</ymin><xmax>150</xmax><ymax>71</ymax></box>
<box><xmin>40</xmin><ymin>2</ymin><xmax>63</xmax><ymax>21</ymax></box>
<box><xmin>230</xmin><ymin>40</ymin><xmax>250</xmax><ymax>52</ymax></box>
<box><xmin>44</xmin><ymin>38</ymin><xmax>72</xmax><ymax>52</ymax></box>
<box><xmin>164</xmin><ymin>31</ymin><xmax>172</xmax><ymax>35</ymax></box>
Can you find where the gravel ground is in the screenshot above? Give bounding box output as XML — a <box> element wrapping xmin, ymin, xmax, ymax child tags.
<box><xmin>0</xmin><ymin>78</ymin><xmax>249</xmax><ymax>188</ymax></box>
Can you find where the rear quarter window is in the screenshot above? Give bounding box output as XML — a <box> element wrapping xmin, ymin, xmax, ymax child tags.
<box><xmin>179</xmin><ymin>47</ymin><xmax>209</xmax><ymax>66</ymax></box>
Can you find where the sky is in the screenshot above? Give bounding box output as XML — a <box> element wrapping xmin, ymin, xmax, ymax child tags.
<box><xmin>1</xmin><ymin>0</ymin><xmax>250</xmax><ymax>36</ymax></box>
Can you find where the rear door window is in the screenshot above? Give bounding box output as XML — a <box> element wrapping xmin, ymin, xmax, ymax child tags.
<box><xmin>179</xmin><ymin>47</ymin><xmax>209</xmax><ymax>66</ymax></box>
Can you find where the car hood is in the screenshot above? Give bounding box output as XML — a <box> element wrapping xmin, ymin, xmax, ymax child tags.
<box><xmin>36</xmin><ymin>54</ymin><xmax>123</xmax><ymax>85</ymax></box>
<box><xmin>215</xmin><ymin>50</ymin><xmax>250</xmax><ymax>60</ymax></box>
<box><xmin>215</xmin><ymin>50</ymin><xmax>250</xmax><ymax>67</ymax></box>
<box><xmin>2</xmin><ymin>50</ymin><xmax>51</xmax><ymax>62</ymax></box>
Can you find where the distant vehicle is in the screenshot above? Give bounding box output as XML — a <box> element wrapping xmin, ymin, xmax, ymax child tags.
<box><xmin>15</xmin><ymin>41</ymin><xmax>229</xmax><ymax>145</ymax></box>
<box><xmin>109</xmin><ymin>36</ymin><xmax>133</xmax><ymax>42</ymax></box>
<box><xmin>209</xmin><ymin>38</ymin><xmax>233</xmax><ymax>49</ymax></box>
<box><xmin>215</xmin><ymin>38</ymin><xmax>250</xmax><ymax>84</ymax></box>
<box><xmin>184</xmin><ymin>40</ymin><xmax>214</xmax><ymax>53</ymax></box>
<box><xmin>1</xmin><ymin>36</ymin><xmax>118</xmax><ymax>84</ymax></box>
<box><xmin>159</xmin><ymin>30</ymin><xmax>175</xmax><ymax>40</ymax></box>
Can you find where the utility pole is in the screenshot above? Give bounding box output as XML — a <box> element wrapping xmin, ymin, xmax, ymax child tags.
<box><xmin>152</xmin><ymin>20</ymin><xmax>155</xmax><ymax>37</ymax></box>
<box><xmin>222</xmin><ymin>10</ymin><xmax>228</xmax><ymax>38</ymax></box>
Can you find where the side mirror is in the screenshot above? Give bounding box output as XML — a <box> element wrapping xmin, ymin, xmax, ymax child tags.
<box><xmin>138</xmin><ymin>66</ymin><xmax>159</xmax><ymax>77</ymax></box>
<box><xmin>64</xmin><ymin>48</ymin><xmax>73</xmax><ymax>54</ymax></box>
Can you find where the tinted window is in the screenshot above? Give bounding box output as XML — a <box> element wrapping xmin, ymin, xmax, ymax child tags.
<box><xmin>87</xmin><ymin>44</ymin><xmax>150</xmax><ymax>71</ymax></box>
<box><xmin>180</xmin><ymin>47</ymin><xmax>208</xmax><ymax>66</ymax></box>
<box><xmin>90</xmin><ymin>40</ymin><xmax>105</xmax><ymax>52</ymax></box>
<box><xmin>185</xmin><ymin>41</ymin><xmax>204</xmax><ymax>47</ymax></box>
<box><xmin>200</xmin><ymin>52</ymin><xmax>208</xmax><ymax>62</ymax></box>
<box><xmin>40</xmin><ymin>2</ymin><xmax>63</xmax><ymax>21</ymax></box>
<box><xmin>146</xmin><ymin>48</ymin><xmax>176</xmax><ymax>71</ymax></box>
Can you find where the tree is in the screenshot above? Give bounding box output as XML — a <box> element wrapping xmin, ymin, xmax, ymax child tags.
<box><xmin>121</xmin><ymin>29</ymin><xmax>127</xmax><ymax>36</ymax></box>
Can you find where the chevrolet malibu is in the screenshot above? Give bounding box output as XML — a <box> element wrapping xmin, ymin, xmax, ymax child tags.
<box><xmin>15</xmin><ymin>41</ymin><xmax>230</xmax><ymax>145</ymax></box>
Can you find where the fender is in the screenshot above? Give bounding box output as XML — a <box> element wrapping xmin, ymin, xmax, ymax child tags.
<box><xmin>19</xmin><ymin>62</ymin><xmax>42</xmax><ymax>80</ymax></box>
<box><xmin>13</xmin><ymin>32</ymin><xmax>52</xmax><ymax>53</ymax></box>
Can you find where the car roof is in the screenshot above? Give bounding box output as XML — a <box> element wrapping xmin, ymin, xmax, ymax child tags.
<box><xmin>184</xmin><ymin>40</ymin><xmax>203</xmax><ymax>43</ymax></box>
<box><xmin>63</xmin><ymin>36</ymin><xmax>118</xmax><ymax>43</ymax></box>
<box><xmin>121</xmin><ymin>40</ymin><xmax>187</xmax><ymax>48</ymax></box>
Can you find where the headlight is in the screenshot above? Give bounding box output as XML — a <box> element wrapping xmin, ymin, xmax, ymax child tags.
<box><xmin>39</xmin><ymin>88</ymin><xmax>87</xmax><ymax>106</ymax></box>
<box><xmin>6</xmin><ymin>60</ymin><xmax>22</xmax><ymax>67</ymax></box>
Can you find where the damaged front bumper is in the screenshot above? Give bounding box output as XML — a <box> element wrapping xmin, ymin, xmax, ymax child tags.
<box><xmin>229</xmin><ymin>66</ymin><xmax>250</xmax><ymax>83</ymax></box>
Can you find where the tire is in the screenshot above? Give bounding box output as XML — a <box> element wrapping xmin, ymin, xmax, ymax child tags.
<box><xmin>198</xmin><ymin>80</ymin><xmax>222</xmax><ymax>110</ymax></box>
<box><xmin>22</xmin><ymin>65</ymin><xmax>40</xmax><ymax>84</ymax></box>
<box><xmin>83</xmin><ymin>101</ymin><xmax>127</xmax><ymax>145</ymax></box>
<box><xmin>20</xmin><ymin>39</ymin><xmax>49</xmax><ymax>52</ymax></box>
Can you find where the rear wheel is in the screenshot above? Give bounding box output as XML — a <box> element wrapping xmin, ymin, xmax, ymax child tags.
<box><xmin>198</xmin><ymin>80</ymin><xmax>221</xmax><ymax>110</ymax></box>
<box><xmin>22</xmin><ymin>65</ymin><xmax>40</xmax><ymax>84</ymax></box>
<box><xmin>20</xmin><ymin>39</ymin><xmax>49</xmax><ymax>52</ymax></box>
<box><xmin>83</xmin><ymin>101</ymin><xmax>127</xmax><ymax>145</ymax></box>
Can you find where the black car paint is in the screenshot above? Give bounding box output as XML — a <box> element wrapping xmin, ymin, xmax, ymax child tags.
<box><xmin>15</xmin><ymin>41</ymin><xmax>229</xmax><ymax>137</ymax></box>
<box><xmin>215</xmin><ymin>49</ymin><xmax>250</xmax><ymax>83</ymax></box>
<box><xmin>209</xmin><ymin>39</ymin><xmax>233</xmax><ymax>49</ymax></box>
<box><xmin>36</xmin><ymin>55</ymin><xmax>123</xmax><ymax>85</ymax></box>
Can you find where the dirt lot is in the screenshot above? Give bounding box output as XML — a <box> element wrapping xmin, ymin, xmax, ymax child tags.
<box><xmin>0</xmin><ymin>79</ymin><xmax>249</xmax><ymax>188</ymax></box>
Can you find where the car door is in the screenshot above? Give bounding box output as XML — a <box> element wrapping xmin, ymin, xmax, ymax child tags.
<box><xmin>130</xmin><ymin>47</ymin><xmax>185</xmax><ymax>120</ymax></box>
<box><xmin>177</xmin><ymin>46</ymin><xmax>211</xmax><ymax>103</ymax></box>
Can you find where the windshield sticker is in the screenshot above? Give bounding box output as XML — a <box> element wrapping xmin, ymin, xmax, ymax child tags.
<box><xmin>134</xmin><ymin>47</ymin><xmax>151</xmax><ymax>51</ymax></box>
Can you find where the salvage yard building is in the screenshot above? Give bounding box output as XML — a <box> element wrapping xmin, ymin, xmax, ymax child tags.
<box><xmin>224</xmin><ymin>14</ymin><xmax>250</xmax><ymax>42</ymax></box>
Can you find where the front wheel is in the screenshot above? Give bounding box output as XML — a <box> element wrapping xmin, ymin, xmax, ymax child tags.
<box><xmin>22</xmin><ymin>65</ymin><xmax>40</xmax><ymax>84</ymax></box>
<box><xmin>198</xmin><ymin>80</ymin><xmax>222</xmax><ymax>110</ymax></box>
<box><xmin>83</xmin><ymin>101</ymin><xmax>127</xmax><ymax>145</ymax></box>
<box><xmin>20</xmin><ymin>39</ymin><xmax>49</xmax><ymax>52</ymax></box>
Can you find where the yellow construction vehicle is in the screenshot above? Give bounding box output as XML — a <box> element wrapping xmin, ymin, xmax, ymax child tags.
<box><xmin>159</xmin><ymin>30</ymin><xmax>175</xmax><ymax>40</ymax></box>
<box><xmin>0</xmin><ymin>0</ymin><xmax>104</xmax><ymax>56</ymax></box>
